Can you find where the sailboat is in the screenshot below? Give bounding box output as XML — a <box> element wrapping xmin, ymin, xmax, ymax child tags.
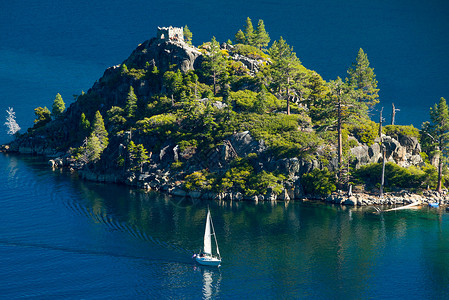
<box><xmin>193</xmin><ymin>208</ymin><xmax>222</xmax><ymax>267</ymax></box>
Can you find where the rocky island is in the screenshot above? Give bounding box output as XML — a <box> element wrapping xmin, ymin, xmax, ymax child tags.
<box><xmin>3</xmin><ymin>21</ymin><xmax>448</xmax><ymax>207</ymax></box>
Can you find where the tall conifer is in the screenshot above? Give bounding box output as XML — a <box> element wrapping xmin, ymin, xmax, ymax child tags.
<box><xmin>255</xmin><ymin>19</ymin><xmax>270</xmax><ymax>49</ymax></box>
<box><xmin>52</xmin><ymin>93</ymin><xmax>65</xmax><ymax>118</ymax></box>
<box><xmin>347</xmin><ymin>48</ymin><xmax>379</xmax><ymax>108</ymax></box>
<box><xmin>92</xmin><ymin>110</ymin><xmax>108</xmax><ymax>150</ymax></box>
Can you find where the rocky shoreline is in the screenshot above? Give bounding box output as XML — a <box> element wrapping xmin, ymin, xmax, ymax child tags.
<box><xmin>2</xmin><ymin>143</ymin><xmax>448</xmax><ymax>209</ymax></box>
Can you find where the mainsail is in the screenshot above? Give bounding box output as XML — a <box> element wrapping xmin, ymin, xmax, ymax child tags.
<box><xmin>203</xmin><ymin>210</ymin><xmax>212</xmax><ymax>255</ymax></box>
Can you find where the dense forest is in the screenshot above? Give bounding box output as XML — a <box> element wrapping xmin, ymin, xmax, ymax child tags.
<box><xmin>8</xmin><ymin>18</ymin><xmax>449</xmax><ymax>198</ymax></box>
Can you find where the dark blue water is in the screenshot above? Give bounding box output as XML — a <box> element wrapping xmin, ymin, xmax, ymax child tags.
<box><xmin>1</xmin><ymin>153</ymin><xmax>449</xmax><ymax>299</ymax></box>
<box><xmin>1</xmin><ymin>1</ymin><xmax>449</xmax><ymax>298</ymax></box>
<box><xmin>1</xmin><ymin>0</ymin><xmax>449</xmax><ymax>145</ymax></box>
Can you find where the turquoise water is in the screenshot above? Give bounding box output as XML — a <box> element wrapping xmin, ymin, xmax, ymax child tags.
<box><xmin>1</xmin><ymin>153</ymin><xmax>449</xmax><ymax>298</ymax></box>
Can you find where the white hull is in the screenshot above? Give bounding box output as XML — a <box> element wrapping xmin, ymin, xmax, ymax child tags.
<box><xmin>195</xmin><ymin>256</ymin><xmax>221</xmax><ymax>267</ymax></box>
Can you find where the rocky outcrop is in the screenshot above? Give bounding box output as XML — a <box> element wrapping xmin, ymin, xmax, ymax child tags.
<box><xmin>124</xmin><ymin>38</ymin><xmax>202</xmax><ymax>74</ymax></box>
<box><xmin>350</xmin><ymin>135</ymin><xmax>423</xmax><ymax>169</ymax></box>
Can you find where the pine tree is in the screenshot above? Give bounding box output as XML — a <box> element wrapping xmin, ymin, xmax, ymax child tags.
<box><xmin>427</xmin><ymin>97</ymin><xmax>449</xmax><ymax>192</ymax></box>
<box><xmin>254</xmin><ymin>19</ymin><xmax>270</xmax><ymax>50</ymax></box>
<box><xmin>163</xmin><ymin>70</ymin><xmax>183</xmax><ymax>105</ymax></box>
<box><xmin>268</xmin><ymin>37</ymin><xmax>302</xmax><ymax>115</ymax></box>
<box><xmin>85</xmin><ymin>133</ymin><xmax>102</xmax><ymax>162</ymax></box>
<box><xmin>125</xmin><ymin>86</ymin><xmax>138</xmax><ymax>118</ymax></box>
<box><xmin>347</xmin><ymin>48</ymin><xmax>379</xmax><ymax>108</ymax></box>
<box><xmin>202</xmin><ymin>37</ymin><xmax>227</xmax><ymax>95</ymax></box>
<box><xmin>183</xmin><ymin>25</ymin><xmax>193</xmax><ymax>45</ymax></box>
<box><xmin>92</xmin><ymin>110</ymin><xmax>108</xmax><ymax>150</ymax></box>
<box><xmin>234</xmin><ymin>29</ymin><xmax>246</xmax><ymax>44</ymax></box>
<box><xmin>79</xmin><ymin>112</ymin><xmax>91</xmax><ymax>139</ymax></box>
<box><xmin>33</xmin><ymin>106</ymin><xmax>51</xmax><ymax>127</ymax></box>
<box><xmin>244</xmin><ymin>17</ymin><xmax>255</xmax><ymax>46</ymax></box>
<box><xmin>51</xmin><ymin>93</ymin><xmax>65</xmax><ymax>118</ymax></box>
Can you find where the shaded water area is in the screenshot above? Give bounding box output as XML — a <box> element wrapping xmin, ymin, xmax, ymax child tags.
<box><xmin>1</xmin><ymin>153</ymin><xmax>449</xmax><ymax>298</ymax></box>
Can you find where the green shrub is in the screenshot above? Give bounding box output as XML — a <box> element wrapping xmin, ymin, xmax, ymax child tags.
<box><xmin>232</xmin><ymin>44</ymin><xmax>269</xmax><ymax>60</ymax></box>
<box><xmin>136</xmin><ymin>113</ymin><xmax>177</xmax><ymax>133</ymax></box>
<box><xmin>348</xmin><ymin>120</ymin><xmax>378</xmax><ymax>146</ymax></box>
<box><xmin>383</xmin><ymin>125</ymin><xmax>419</xmax><ymax>139</ymax></box>
<box><xmin>184</xmin><ymin>170</ymin><xmax>215</xmax><ymax>191</ymax></box>
<box><xmin>301</xmin><ymin>169</ymin><xmax>336</xmax><ymax>197</ymax></box>
<box><xmin>352</xmin><ymin>162</ymin><xmax>439</xmax><ymax>190</ymax></box>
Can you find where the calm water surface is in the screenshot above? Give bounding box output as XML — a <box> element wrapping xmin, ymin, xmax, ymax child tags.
<box><xmin>1</xmin><ymin>153</ymin><xmax>448</xmax><ymax>299</ymax></box>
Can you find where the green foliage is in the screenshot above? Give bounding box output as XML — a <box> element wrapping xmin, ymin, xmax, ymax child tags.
<box><xmin>234</xmin><ymin>29</ymin><xmax>246</xmax><ymax>44</ymax></box>
<box><xmin>243</xmin><ymin>17</ymin><xmax>255</xmax><ymax>46</ymax></box>
<box><xmin>85</xmin><ymin>133</ymin><xmax>102</xmax><ymax>162</ymax></box>
<box><xmin>92</xmin><ymin>111</ymin><xmax>108</xmax><ymax>150</ymax></box>
<box><xmin>229</xmin><ymin>90</ymin><xmax>258</xmax><ymax>111</ymax></box>
<box><xmin>384</xmin><ymin>125</ymin><xmax>420</xmax><ymax>139</ymax></box>
<box><xmin>127</xmin><ymin>141</ymin><xmax>149</xmax><ymax>171</ymax></box>
<box><xmin>51</xmin><ymin>93</ymin><xmax>65</xmax><ymax>118</ymax></box>
<box><xmin>232</xmin><ymin>44</ymin><xmax>269</xmax><ymax>60</ymax></box>
<box><xmin>348</xmin><ymin>119</ymin><xmax>379</xmax><ymax>146</ymax></box>
<box><xmin>254</xmin><ymin>19</ymin><xmax>270</xmax><ymax>50</ymax></box>
<box><xmin>107</xmin><ymin>106</ymin><xmax>126</xmax><ymax>127</ymax></box>
<box><xmin>136</xmin><ymin>113</ymin><xmax>177</xmax><ymax>134</ymax></box>
<box><xmin>163</xmin><ymin>70</ymin><xmax>183</xmax><ymax>103</ymax></box>
<box><xmin>301</xmin><ymin>169</ymin><xmax>337</xmax><ymax>197</ymax></box>
<box><xmin>79</xmin><ymin>112</ymin><xmax>91</xmax><ymax>140</ymax></box>
<box><xmin>268</xmin><ymin>37</ymin><xmax>302</xmax><ymax>115</ymax></box>
<box><xmin>184</xmin><ymin>170</ymin><xmax>215</xmax><ymax>191</ymax></box>
<box><xmin>127</xmin><ymin>68</ymin><xmax>147</xmax><ymax>80</ymax></box>
<box><xmin>247</xmin><ymin>171</ymin><xmax>285</xmax><ymax>196</ymax></box>
<box><xmin>347</xmin><ymin>48</ymin><xmax>379</xmax><ymax>107</ymax></box>
<box><xmin>33</xmin><ymin>106</ymin><xmax>51</xmax><ymax>128</ymax></box>
<box><xmin>183</xmin><ymin>25</ymin><xmax>193</xmax><ymax>45</ymax></box>
<box><xmin>125</xmin><ymin>86</ymin><xmax>138</xmax><ymax>118</ymax></box>
<box><xmin>202</xmin><ymin>37</ymin><xmax>227</xmax><ymax>95</ymax></box>
<box><xmin>353</xmin><ymin>162</ymin><xmax>441</xmax><ymax>190</ymax></box>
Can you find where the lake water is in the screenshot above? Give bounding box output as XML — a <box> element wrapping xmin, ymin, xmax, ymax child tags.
<box><xmin>1</xmin><ymin>1</ymin><xmax>449</xmax><ymax>298</ymax></box>
<box><xmin>1</xmin><ymin>153</ymin><xmax>449</xmax><ymax>298</ymax></box>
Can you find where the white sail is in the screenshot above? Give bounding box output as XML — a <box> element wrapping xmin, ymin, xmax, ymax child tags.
<box><xmin>203</xmin><ymin>210</ymin><xmax>212</xmax><ymax>255</ymax></box>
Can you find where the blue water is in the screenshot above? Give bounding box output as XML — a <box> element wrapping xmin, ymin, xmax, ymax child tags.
<box><xmin>1</xmin><ymin>0</ymin><xmax>449</xmax><ymax>145</ymax></box>
<box><xmin>1</xmin><ymin>1</ymin><xmax>449</xmax><ymax>298</ymax></box>
<box><xmin>1</xmin><ymin>153</ymin><xmax>449</xmax><ymax>299</ymax></box>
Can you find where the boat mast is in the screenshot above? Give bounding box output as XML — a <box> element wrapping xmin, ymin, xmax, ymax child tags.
<box><xmin>209</xmin><ymin>210</ymin><xmax>221</xmax><ymax>259</ymax></box>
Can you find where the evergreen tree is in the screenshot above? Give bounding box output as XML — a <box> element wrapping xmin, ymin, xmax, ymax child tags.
<box><xmin>234</xmin><ymin>29</ymin><xmax>246</xmax><ymax>44</ymax></box>
<box><xmin>125</xmin><ymin>86</ymin><xmax>138</xmax><ymax>118</ymax></box>
<box><xmin>135</xmin><ymin>144</ymin><xmax>149</xmax><ymax>172</ymax></box>
<box><xmin>425</xmin><ymin>97</ymin><xmax>449</xmax><ymax>192</ymax></box>
<box><xmin>79</xmin><ymin>112</ymin><xmax>91</xmax><ymax>139</ymax></box>
<box><xmin>127</xmin><ymin>141</ymin><xmax>149</xmax><ymax>172</ymax></box>
<box><xmin>254</xmin><ymin>19</ymin><xmax>270</xmax><ymax>49</ymax></box>
<box><xmin>347</xmin><ymin>48</ymin><xmax>379</xmax><ymax>108</ymax></box>
<box><xmin>244</xmin><ymin>17</ymin><xmax>255</xmax><ymax>46</ymax></box>
<box><xmin>163</xmin><ymin>70</ymin><xmax>183</xmax><ymax>105</ymax></box>
<box><xmin>183</xmin><ymin>25</ymin><xmax>193</xmax><ymax>45</ymax></box>
<box><xmin>92</xmin><ymin>110</ymin><xmax>108</xmax><ymax>150</ymax></box>
<box><xmin>268</xmin><ymin>37</ymin><xmax>302</xmax><ymax>115</ymax></box>
<box><xmin>51</xmin><ymin>93</ymin><xmax>65</xmax><ymax>118</ymax></box>
<box><xmin>202</xmin><ymin>37</ymin><xmax>227</xmax><ymax>95</ymax></box>
<box><xmin>33</xmin><ymin>106</ymin><xmax>51</xmax><ymax>127</ymax></box>
<box><xmin>85</xmin><ymin>133</ymin><xmax>102</xmax><ymax>162</ymax></box>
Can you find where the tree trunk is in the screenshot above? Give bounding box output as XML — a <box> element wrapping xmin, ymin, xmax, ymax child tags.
<box><xmin>437</xmin><ymin>158</ymin><xmax>443</xmax><ymax>192</ymax></box>
<box><xmin>337</xmin><ymin>94</ymin><xmax>342</xmax><ymax>187</ymax></box>
<box><xmin>286</xmin><ymin>77</ymin><xmax>291</xmax><ymax>115</ymax></box>
<box><xmin>213</xmin><ymin>71</ymin><xmax>217</xmax><ymax>95</ymax></box>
